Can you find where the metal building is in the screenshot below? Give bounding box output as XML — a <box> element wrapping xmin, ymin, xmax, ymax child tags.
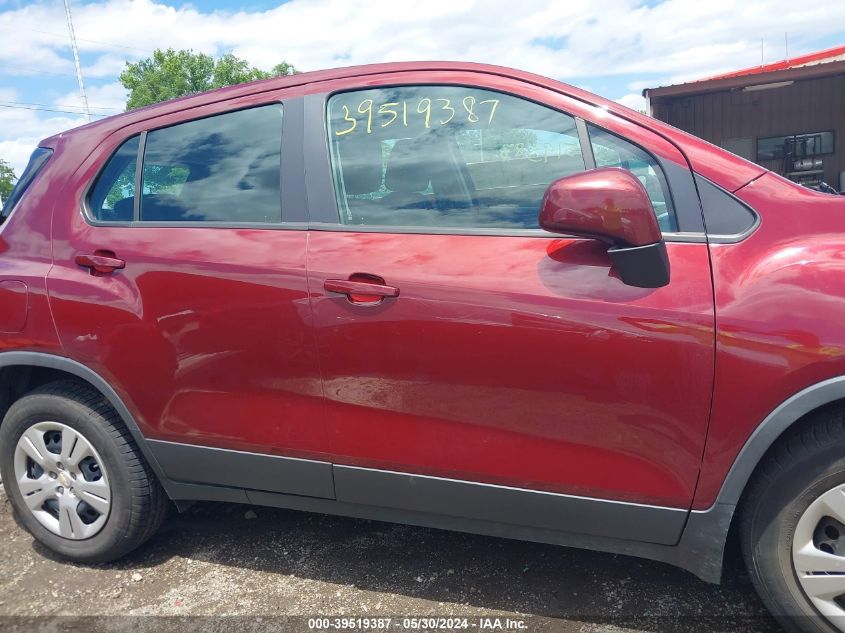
<box><xmin>644</xmin><ymin>45</ymin><xmax>845</xmax><ymax>192</ymax></box>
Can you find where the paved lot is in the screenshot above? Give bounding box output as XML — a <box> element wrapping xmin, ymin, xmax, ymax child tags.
<box><xmin>0</xmin><ymin>489</ymin><xmax>782</xmax><ymax>632</ymax></box>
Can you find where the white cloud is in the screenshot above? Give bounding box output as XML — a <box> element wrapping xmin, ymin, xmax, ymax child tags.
<box><xmin>616</xmin><ymin>93</ymin><xmax>647</xmax><ymax>112</ymax></box>
<box><xmin>53</xmin><ymin>82</ymin><xmax>127</xmax><ymax>116</ymax></box>
<box><xmin>0</xmin><ymin>104</ymin><xmax>86</xmax><ymax>173</ymax></box>
<box><xmin>1</xmin><ymin>0</ymin><xmax>844</xmax><ymax>170</ymax></box>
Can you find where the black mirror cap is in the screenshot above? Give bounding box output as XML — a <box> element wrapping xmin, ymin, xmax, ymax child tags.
<box><xmin>608</xmin><ymin>240</ymin><xmax>670</xmax><ymax>288</ymax></box>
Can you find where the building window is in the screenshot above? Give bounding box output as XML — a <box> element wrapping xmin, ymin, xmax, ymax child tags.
<box><xmin>757</xmin><ymin>131</ymin><xmax>835</xmax><ymax>162</ymax></box>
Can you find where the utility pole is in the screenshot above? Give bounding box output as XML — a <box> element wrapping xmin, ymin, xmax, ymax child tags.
<box><xmin>62</xmin><ymin>0</ymin><xmax>91</xmax><ymax>122</ymax></box>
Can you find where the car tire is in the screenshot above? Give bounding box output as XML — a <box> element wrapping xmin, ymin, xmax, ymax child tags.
<box><xmin>741</xmin><ymin>406</ymin><xmax>845</xmax><ymax>633</ymax></box>
<box><xmin>0</xmin><ymin>380</ymin><xmax>168</xmax><ymax>563</ymax></box>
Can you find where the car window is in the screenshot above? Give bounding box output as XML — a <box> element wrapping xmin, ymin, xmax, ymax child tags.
<box><xmin>1</xmin><ymin>147</ymin><xmax>53</xmax><ymax>226</ymax></box>
<box><xmin>587</xmin><ymin>125</ymin><xmax>677</xmax><ymax>232</ymax></box>
<box><xmin>326</xmin><ymin>86</ymin><xmax>585</xmax><ymax>229</ymax></box>
<box><xmin>87</xmin><ymin>136</ymin><xmax>140</xmax><ymax>222</ymax></box>
<box><xmin>140</xmin><ymin>104</ymin><xmax>283</xmax><ymax>223</ymax></box>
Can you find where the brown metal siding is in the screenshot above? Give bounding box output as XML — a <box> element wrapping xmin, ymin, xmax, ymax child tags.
<box><xmin>653</xmin><ymin>73</ymin><xmax>845</xmax><ymax>189</ymax></box>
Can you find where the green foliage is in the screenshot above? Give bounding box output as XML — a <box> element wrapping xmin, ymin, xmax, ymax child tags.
<box><xmin>103</xmin><ymin>164</ymin><xmax>190</xmax><ymax>209</ymax></box>
<box><xmin>104</xmin><ymin>167</ymin><xmax>134</xmax><ymax>209</ymax></box>
<box><xmin>120</xmin><ymin>49</ymin><xmax>298</xmax><ymax>109</ymax></box>
<box><xmin>0</xmin><ymin>158</ymin><xmax>16</xmax><ymax>202</ymax></box>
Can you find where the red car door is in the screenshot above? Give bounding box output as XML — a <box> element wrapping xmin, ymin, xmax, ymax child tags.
<box><xmin>48</xmin><ymin>94</ymin><xmax>333</xmax><ymax>499</ymax></box>
<box><xmin>304</xmin><ymin>74</ymin><xmax>714</xmax><ymax>543</ymax></box>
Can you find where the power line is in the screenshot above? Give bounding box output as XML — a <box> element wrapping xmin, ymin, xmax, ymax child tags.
<box><xmin>0</xmin><ymin>103</ymin><xmax>109</xmax><ymax>117</ymax></box>
<box><xmin>0</xmin><ymin>65</ymin><xmax>79</xmax><ymax>78</ymax></box>
<box><xmin>0</xmin><ymin>100</ymin><xmax>120</xmax><ymax>113</ymax></box>
<box><xmin>0</xmin><ymin>23</ymin><xmax>153</xmax><ymax>55</ymax></box>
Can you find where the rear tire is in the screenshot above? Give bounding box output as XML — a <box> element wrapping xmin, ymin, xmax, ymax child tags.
<box><xmin>0</xmin><ymin>380</ymin><xmax>168</xmax><ymax>562</ymax></box>
<box><xmin>741</xmin><ymin>406</ymin><xmax>845</xmax><ymax>633</ymax></box>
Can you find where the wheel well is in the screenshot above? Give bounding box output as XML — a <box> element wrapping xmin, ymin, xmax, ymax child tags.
<box><xmin>0</xmin><ymin>365</ymin><xmax>96</xmax><ymax>424</ymax></box>
<box><xmin>738</xmin><ymin>398</ymin><xmax>845</xmax><ymax>503</ymax></box>
<box><xmin>725</xmin><ymin>397</ymin><xmax>845</xmax><ymax>576</ymax></box>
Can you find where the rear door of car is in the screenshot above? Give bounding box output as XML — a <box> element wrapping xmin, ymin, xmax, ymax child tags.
<box><xmin>303</xmin><ymin>71</ymin><xmax>715</xmax><ymax>545</ymax></box>
<box><xmin>47</xmin><ymin>89</ymin><xmax>334</xmax><ymax>499</ymax></box>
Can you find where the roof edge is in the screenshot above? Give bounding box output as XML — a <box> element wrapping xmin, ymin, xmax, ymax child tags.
<box><xmin>644</xmin><ymin>58</ymin><xmax>845</xmax><ymax>99</ymax></box>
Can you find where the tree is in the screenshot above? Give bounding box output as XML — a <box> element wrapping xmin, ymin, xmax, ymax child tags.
<box><xmin>120</xmin><ymin>49</ymin><xmax>298</xmax><ymax>109</ymax></box>
<box><xmin>0</xmin><ymin>159</ymin><xmax>16</xmax><ymax>202</ymax></box>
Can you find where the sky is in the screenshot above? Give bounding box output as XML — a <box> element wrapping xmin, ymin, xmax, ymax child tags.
<box><xmin>0</xmin><ymin>0</ymin><xmax>843</xmax><ymax>176</ymax></box>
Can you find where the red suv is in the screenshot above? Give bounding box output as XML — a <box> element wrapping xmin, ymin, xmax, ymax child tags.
<box><xmin>1</xmin><ymin>62</ymin><xmax>844</xmax><ymax>632</ymax></box>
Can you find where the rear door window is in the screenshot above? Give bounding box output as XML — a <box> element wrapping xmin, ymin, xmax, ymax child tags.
<box><xmin>140</xmin><ymin>104</ymin><xmax>283</xmax><ymax>223</ymax></box>
<box><xmin>86</xmin><ymin>104</ymin><xmax>283</xmax><ymax>224</ymax></box>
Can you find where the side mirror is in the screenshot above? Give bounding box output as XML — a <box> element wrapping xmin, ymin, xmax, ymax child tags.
<box><xmin>539</xmin><ymin>167</ymin><xmax>670</xmax><ymax>288</ymax></box>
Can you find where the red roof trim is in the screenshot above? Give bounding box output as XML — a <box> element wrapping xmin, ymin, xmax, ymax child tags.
<box><xmin>702</xmin><ymin>43</ymin><xmax>845</xmax><ymax>82</ymax></box>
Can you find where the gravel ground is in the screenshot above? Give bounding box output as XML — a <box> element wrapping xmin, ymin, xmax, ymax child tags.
<box><xmin>0</xmin><ymin>488</ymin><xmax>783</xmax><ymax>633</ymax></box>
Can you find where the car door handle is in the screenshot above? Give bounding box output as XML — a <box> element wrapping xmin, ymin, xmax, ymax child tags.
<box><xmin>324</xmin><ymin>277</ymin><xmax>400</xmax><ymax>302</ymax></box>
<box><xmin>75</xmin><ymin>251</ymin><xmax>125</xmax><ymax>275</ymax></box>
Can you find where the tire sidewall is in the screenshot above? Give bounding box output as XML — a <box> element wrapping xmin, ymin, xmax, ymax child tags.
<box><xmin>0</xmin><ymin>392</ymin><xmax>135</xmax><ymax>562</ymax></box>
<box><xmin>748</xmin><ymin>442</ymin><xmax>845</xmax><ymax>633</ymax></box>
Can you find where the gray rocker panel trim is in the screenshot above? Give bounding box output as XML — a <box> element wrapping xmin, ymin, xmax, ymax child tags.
<box><xmin>333</xmin><ymin>465</ymin><xmax>685</xmax><ymax>545</ymax></box>
<box><xmin>148</xmin><ymin>439</ymin><xmax>686</xmax><ymax>545</ymax></box>
<box><xmin>164</xmin><ymin>477</ymin><xmax>733</xmax><ymax>584</ymax></box>
<box><xmin>147</xmin><ymin>439</ymin><xmax>335</xmax><ymax>500</ymax></box>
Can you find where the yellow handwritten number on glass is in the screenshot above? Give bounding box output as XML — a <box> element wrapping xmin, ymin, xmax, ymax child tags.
<box><xmin>357</xmin><ymin>99</ymin><xmax>374</xmax><ymax>134</ymax></box>
<box><xmin>335</xmin><ymin>105</ymin><xmax>357</xmax><ymax>136</ymax></box>
<box><xmin>436</xmin><ymin>98</ymin><xmax>455</xmax><ymax>125</ymax></box>
<box><xmin>378</xmin><ymin>102</ymin><xmax>399</xmax><ymax>128</ymax></box>
<box><xmin>417</xmin><ymin>98</ymin><xmax>432</xmax><ymax>128</ymax></box>
<box><xmin>462</xmin><ymin>96</ymin><xmax>479</xmax><ymax>123</ymax></box>
<box><xmin>479</xmin><ymin>99</ymin><xmax>499</xmax><ymax>124</ymax></box>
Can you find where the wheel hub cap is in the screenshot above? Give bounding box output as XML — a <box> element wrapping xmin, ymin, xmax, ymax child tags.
<box><xmin>13</xmin><ymin>421</ymin><xmax>111</xmax><ymax>540</ymax></box>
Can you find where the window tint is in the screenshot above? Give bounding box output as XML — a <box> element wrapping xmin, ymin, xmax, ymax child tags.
<box><xmin>327</xmin><ymin>86</ymin><xmax>585</xmax><ymax>229</ymax></box>
<box><xmin>88</xmin><ymin>136</ymin><xmax>139</xmax><ymax>222</ymax></box>
<box><xmin>1</xmin><ymin>147</ymin><xmax>53</xmax><ymax>226</ymax></box>
<box><xmin>140</xmin><ymin>104</ymin><xmax>283</xmax><ymax>223</ymax></box>
<box><xmin>588</xmin><ymin>125</ymin><xmax>677</xmax><ymax>232</ymax></box>
<box><xmin>695</xmin><ymin>175</ymin><xmax>757</xmax><ymax>236</ymax></box>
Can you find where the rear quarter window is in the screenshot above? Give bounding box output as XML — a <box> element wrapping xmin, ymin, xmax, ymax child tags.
<box><xmin>1</xmin><ymin>147</ymin><xmax>53</xmax><ymax>226</ymax></box>
<box><xmin>695</xmin><ymin>175</ymin><xmax>758</xmax><ymax>237</ymax></box>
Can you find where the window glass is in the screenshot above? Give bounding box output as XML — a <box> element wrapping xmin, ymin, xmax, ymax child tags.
<box><xmin>588</xmin><ymin>125</ymin><xmax>677</xmax><ymax>232</ymax></box>
<box><xmin>87</xmin><ymin>136</ymin><xmax>139</xmax><ymax>222</ymax></box>
<box><xmin>757</xmin><ymin>131</ymin><xmax>834</xmax><ymax>161</ymax></box>
<box><xmin>1</xmin><ymin>147</ymin><xmax>53</xmax><ymax>225</ymax></box>
<box><xmin>695</xmin><ymin>175</ymin><xmax>757</xmax><ymax>236</ymax></box>
<box><xmin>140</xmin><ymin>104</ymin><xmax>283</xmax><ymax>223</ymax></box>
<box><xmin>327</xmin><ymin>86</ymin><xmax>585</xmax><ymax>229</ymax></box>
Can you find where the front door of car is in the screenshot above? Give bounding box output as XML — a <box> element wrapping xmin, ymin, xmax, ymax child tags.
<box><xmin>304</xmin><ymin>75</ymin><xmax>715</xmax><ymax>542</ymax></box>
<box><xmin>48</xmin><ymin>96</ymin><xmax>333</xmax><ymax>499</ymax></box>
